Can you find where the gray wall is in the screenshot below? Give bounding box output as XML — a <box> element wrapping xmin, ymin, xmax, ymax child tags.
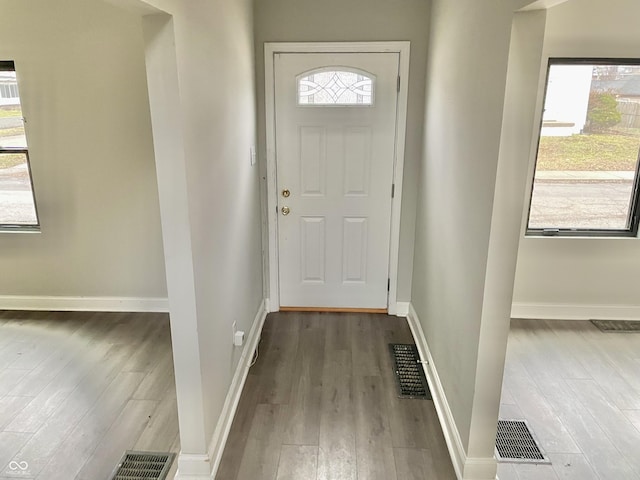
<box><xmin>1</xmin><ymin>0</ymin><xmax>263</xmax><ymax>467</ymax></box>
<box><xmin>0</xmin><ymin>0</ymin><xmax>167</xmax><ymax>301</ymax></box>
<box><xmin>253</xmin><ymin>0</ymin><xmax>431</xmax><ymax>303</ymax></box>
<box><xmin>411</xmin><ymin>0</ymin><xmax>545</xmax><ymax>466</ymax></box>
<box><xmin>139</xmin><ymin>0</ymin><xmax>263</xmax><ymax>462</ymax></box>
<box><xmin>171</xmin><ymin>0</ymin><xmax>263</xmax><ymax>447</ymax></box>
<box><xmin>141</xmin><ymin>0</ymin><xmax>263</xmax><ymax>461</ymax></box>
<box><xmin>513</xmin><ymin>0</ymin><xmax>640</xmax><ymax>317</ymax></box>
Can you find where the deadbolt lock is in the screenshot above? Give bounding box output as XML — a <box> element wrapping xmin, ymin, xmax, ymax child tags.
<box><xmin>282</xmin><ymin>189</ymin><xmax>291</xmax><ymax>198</ymax></box>
<box><xmin>281</xmin><ymin>206</ymin><xmax>290</xmax><ymax>216</ymax></box>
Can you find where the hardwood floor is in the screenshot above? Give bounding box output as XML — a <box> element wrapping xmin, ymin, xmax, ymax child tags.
<box><xmin>0</xmin><ymin>310</ymin><xmax>179</xmax><ymax>480</ymax></box>
<box><xmin>498</xmin><ymin>319</ymin><xmax>640</xmax><ymax>480</ymax></box>
<box><xmin>7</xmin><ymin>310</ymin><xmax>636</xmax><ymax>480</ymax></box>
<box><xmin>216</xmin><ymin>311</ymin><xmax>456</xmax><ymax>480</ymax></box>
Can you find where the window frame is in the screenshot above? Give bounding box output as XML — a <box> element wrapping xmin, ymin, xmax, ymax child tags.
<box><xmin>525</xmin><ymin>57</ymin><xmax>640</xmax><ymax>238</ymax></box>
<box><xmin>0</xmin><ymin>60</ymin><xmax>40</xmax><ymax>232</ymax></box>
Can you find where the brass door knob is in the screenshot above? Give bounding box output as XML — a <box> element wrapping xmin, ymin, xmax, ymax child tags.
<box><xmin>282</xmin><ymin>189</ymin><xmax>291</xmax><ymax>198</ymax></box>
<box><xmin>281</xmin><ymin>206</ymin><xmax>290</xmax><ymax>216</ymax></box>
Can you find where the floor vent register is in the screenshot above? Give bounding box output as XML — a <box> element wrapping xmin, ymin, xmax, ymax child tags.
<box><xmin>389</xmin><ymin>343</ymin><xmax>431</xmax><ymax>399</ymax></box>
<box><xmin>109</xmin><ymin>451</ymin><xmax>176</xmax><ymax>480</ymax></box>
<box><xmin>590</xmin><ymin>319</ymin><xmax>640</xmax><ymax>332</ymax></box>
<box><xmin>496</xmin><ymin>420</ymin><xmax>549</xmax><ymax>464</ymax></box>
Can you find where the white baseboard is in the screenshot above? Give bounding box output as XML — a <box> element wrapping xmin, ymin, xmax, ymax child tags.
<box><xmin>0</xmin><ymin>295</ymin><xmax>169</xmax><ymax>312</ymax></box>
<box><xmin>463</xmin><ymin>458</ymin><xmax>500</xmax><ymax>479</ymax></box>
<box><xmin>175</xmin><ymin>453</ymin><xmax>212</xmax><ymax>479</ymax></box>
<box><xmin>407</xmin><ymin>303</ymin><xmax>497</xmax><ymax>480</ymax></box>
<box><xmin>175</xmin><ymin>299</ymin><xmax>267</xmax><ymax>479</ymax></box>
<box><xmin>207</xmin><ymin>298</ymin><xmax>267</xmax><ymax>475</ymax></box>
<box><xmin>406</xmin><ymin>303</ymin><xmax>466</xmax><ymax>479</ymax></box>
<box><xmin>265</xmin><ymin>297</ymin><xmax>276</xmax><ymax>313</ymax></box>
<box><xmin>511</xmin><ymin>302</ymin><xmax>640</xmax><ymax>321</ymax></box>
<box><xmin>395</xmin><ymin>301</ymin><xmax>410</xmax><ymax>317</ymax></box>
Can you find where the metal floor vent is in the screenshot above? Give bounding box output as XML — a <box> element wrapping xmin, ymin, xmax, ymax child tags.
<box><xmin>590</xmin><ymin>319</ymin><xmax>640</xmax><ymax>332</ymax></box>
<box><xmin>110</xmin><ymin>451</ymin><xmax>176</xmax><ymax>480</ymax></box>
<box><xmin>389</xmin><ymin>344</ymin><xmax>430</xmax><ymax>399</ymax></box>
<box><xmin>496</xmin><ymin>420</ymin><xmax>548</xmax><ymax>464</ymax></box>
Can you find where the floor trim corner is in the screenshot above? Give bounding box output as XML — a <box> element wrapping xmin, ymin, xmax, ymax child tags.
<box><xmin>395</xmin><ymin>301</ymin><xmax>410</xmax><ymax>317</ymax></box>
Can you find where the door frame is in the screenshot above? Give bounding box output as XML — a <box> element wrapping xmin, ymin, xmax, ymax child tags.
<box><xmin>264</xmin><ymin>41</ymin><xmax>410</xmax><ymax>314</ymax></box>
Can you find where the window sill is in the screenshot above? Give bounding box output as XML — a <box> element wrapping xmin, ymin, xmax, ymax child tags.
<box><xmin>0</xmin><ymin>226</ymin><xmax>41</xmax><ymax>234</ymax></box>
<box><xmin>524</xmin><ymin>233</ymin><xmax>638</xmax><ymax>240</ymax></box>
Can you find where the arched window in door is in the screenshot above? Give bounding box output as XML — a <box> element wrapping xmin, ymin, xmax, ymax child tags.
<box><xmin>297</xmin><ymin>68</ymin><xmax>375</xmax><ymax>105</ymax></box>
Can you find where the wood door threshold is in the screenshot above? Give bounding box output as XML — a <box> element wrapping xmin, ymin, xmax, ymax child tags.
<box><xmin>279</xmin><ymin>306</ymin><xmax>388</xmax><ymax>314</ymax></box>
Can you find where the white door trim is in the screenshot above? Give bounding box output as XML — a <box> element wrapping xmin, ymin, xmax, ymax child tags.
<box><xmin>264</xmin><ymin>41</ymin><xmax>410</xmax><ymax>314</ymax></box>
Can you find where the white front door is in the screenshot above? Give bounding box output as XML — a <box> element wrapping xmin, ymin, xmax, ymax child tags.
<box><xmin>274</xmin><ymin>52</ymin><xmax>399</xmax><ymax>309</ymax></box>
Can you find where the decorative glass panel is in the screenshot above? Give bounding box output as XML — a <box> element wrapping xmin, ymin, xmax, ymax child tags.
<box><xmin>298</xmin><ymin>69</ymin><xmax>374</xmax><ymax>105</ymax></box>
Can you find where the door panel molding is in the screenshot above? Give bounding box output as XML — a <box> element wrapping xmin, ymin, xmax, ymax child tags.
<box><xmin>265</xmin><ymin>42</ymin><xmax>410</xmax><ymax>314</ymax></box>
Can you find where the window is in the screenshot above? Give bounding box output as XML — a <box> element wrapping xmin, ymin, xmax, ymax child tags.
<box><xmin>0</xmin><ymin>60</ymin><xmax>39</xmax><ymax>230</ymax></box>
<box><xmin>526</xmin><ymin>59</ymin><xmax>640</xmax><ymax>237</ymax></box>
<box><xmin>298</xmin><ymin>68</ymin><xmax>374</xmax><ymax>105</ymax></box>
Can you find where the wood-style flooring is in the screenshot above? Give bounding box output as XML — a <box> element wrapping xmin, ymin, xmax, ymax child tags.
<box><xmin>498</xmin><ymin>319</ymin><xmax>640</xmax><ymax>480</ymax></box>
<box><xmin>0</xmin><ymin>310</ymin><xmax>179</xmax><ymax>480</ymax></box>
<box><xmin>215</xmin><ymin>311</ymin><xmax>456</xmax><ymax>480</ymax></box>
<box><xmin>6</xmin><ymin>310</ymin><xmax>637</xmax><ymax>480</ymax></box>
